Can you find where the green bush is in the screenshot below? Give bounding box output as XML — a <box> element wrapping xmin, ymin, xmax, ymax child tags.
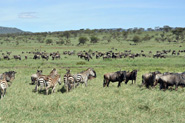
<box><xmin>76</xmin><ymin>61</ymin><xmax>86</xmax><ymax>65</ymax></box>
<box><xmin>78</xmin><ymin>37</ymin><xmax>88</xmax><ymax>45</ymax></box>
<box><xmin>90</xmin><ymin>36</ymin><xmax>99</xmax><ymax>43</ymax></box>
<box><xmin>132</xmin><ymin>35</ymin><xmax>141</xmax><ymax>43</ymax></box>
<box><xmin>45</xmin><ymin>39</ymin><xmax>53</xmax><ymax>44</ymax></box>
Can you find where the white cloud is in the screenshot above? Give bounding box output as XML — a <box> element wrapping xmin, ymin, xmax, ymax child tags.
<box><xmin>18</xmin><ymin>12</ymin><xmax>38</xmax><ymax>19</ymax></box>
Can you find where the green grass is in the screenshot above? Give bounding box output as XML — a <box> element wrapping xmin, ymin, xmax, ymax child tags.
<box><xmin>0</xmin><ymin>33</ymin><xmax>185</xmax><ymax>122</ymax></box>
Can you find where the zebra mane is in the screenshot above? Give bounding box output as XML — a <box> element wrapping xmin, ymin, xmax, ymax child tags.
<box><xmin>79</xmin><ymin>68</ymin><xmax>93</xmax><ymax>74</ymax></box>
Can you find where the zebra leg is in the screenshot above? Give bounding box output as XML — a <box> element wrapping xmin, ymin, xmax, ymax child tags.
<box><xmin>0</xmin><ymin>90</ymin><xmax>3</xmax><ymax>99</ymax></box>
<box><xmin>35</xmin><ymin>84</ymin><xmax>38</xmax><ymax>92</ymax></box>
<box><xmin>46</xmin><ymin>87</ymin><xmax>49</xmax><ymax>95</ymax></box>
<box><xmin>85</xmin><ymin>81</ymin><xmax>87</xmax><ymax>87</ymax></box>
<box><xmin>52</xmin><ymin>86</ymin><xmax>56</xmax><ymax>93</ymax></box>
<box><xmin>4</xmin><ymin>88</ymin><xmax>6</xmax><ymax>97</ymax></box>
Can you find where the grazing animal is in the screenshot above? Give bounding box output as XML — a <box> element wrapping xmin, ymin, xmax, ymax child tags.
<box><xmin>35</xmin><ymin>68</ymin><xmax>58</xmax><ymax>92</ymax></box>
<box><xmin>125</xmin><ymin>70</ymin><xmax>137</xmax><ymax>84</ymax></box>
<box><xmin>45</xmin><ymin>74</ymin><xmax>61</xmax><ymax>95</ymax></box>
<box><xmin>13</xmin><ymin>55</ymin><xmax>21</xmax><ymax>60</ymax></box>
<box><xmin>142</xmin><ymin>72</ymin><xmax>157</xmax><ymax>88</ymax></box>
<box><xmin>158</xmin><ymin>73</ymin><xmax>185</xmax><ymax>91</ymax></box>
<box><xmin>103</xmin><ymin>71</ymin><xmax>126</xmax><ymax>87</ymax></box>
<box><xmin>33</xmin><ymin>54</ymin><xmax>40</xmax><ymax>59</ymax></box>
<box><xmin>72</xmin><ymin>68</ymin><xmax>96</xmax><ymax>87</ymax></box>
<box><xmin>0</xmin><ymin>74</ymin><xmax>8</xmax><ymax>99</ymax></box>
<box><xmin>63</xmin><ymin>69</ymin><xmax>77</xmax><ymax>92</ymax></box>
<box><xmin>31</xmin><ymin>70</ymin><xmax>43</xmax><ymax>85</ymax></box>
<box><xmin>0</xmin><ymin>71</ymin><xmax>16</xmax><ymax>86</ymax></box>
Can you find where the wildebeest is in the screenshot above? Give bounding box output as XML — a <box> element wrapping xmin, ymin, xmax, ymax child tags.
<box><xmin>41</xmin><ymin>54</ymin><xmax>49</xmax><ymax>60</ymax></box>
<box><xmin>3</xmin><ymin>55</ymin><xmax>10</xmax><ymax>60</ymax></box>
<box><xmin>13</xmin><ymin>55</ymin><xmax>21</xmax><ymax>60</ymax></box>
<box><xmin>158</xmin><ymin>73</ymin><xmax>185</xmax><ymax>91</ymax></box>
<box><xmin>125</xmin><ymin>70</ymin><xmax>137</xmax><ymax>84</ymax></box>
<box><xmin>103</xmin><ymin>71</ymin><xmax>126</xmax><ymax>87</ymax></box>
<box><xmin>0</xmin><ymin>71</ymin><xmax>17</xmax><ymax>86</ymax></box>
<box><xmin>33</xmin><ymin>54</ymin><xmax>40</xmax><ymax>59</ymax></box>
<box><xmin>142</xmin><ymin>71</ymin><xmax>160</xmax><ymax>88</ymax></box>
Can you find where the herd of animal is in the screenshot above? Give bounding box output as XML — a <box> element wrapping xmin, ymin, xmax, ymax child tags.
<box><xmin>1</xmin><ymin>67</ymin><xmax>185</xmax><ymax>99</ymax></box>
<box><xmin>0</xmin><ymin>48</ymin><xmax>184</xmax><ymax>61</ymax></box>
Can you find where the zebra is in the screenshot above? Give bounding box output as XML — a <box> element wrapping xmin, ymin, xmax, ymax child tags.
<box><xmin>0</xmin><ymin>74</ymin><xmax>8</xmax><ymax>99</ymax></box>
<box><xmin>72</xmin><ymin>68</ymin><xmax>96</xmax><ymax>87</ymax></box>
<box><xmin>35</xmin><ymin>76</ymin><xmax>47</xmax><ymax>92</ymax></box>
<box><xmin>34</xmin><ymin>68</ymin><xmax>58</xmax><ymax>93</ymax></box>
<box><xmin>63</xmin><ymin>69</ymin><xmax>77</xmax><ymax>92</ymax></box>
<box><xmin>45</xmin><ymin>75</ymin><xmax>61</xmax><ymax>95</ymax></box>
<box><xmin>31</xmin><ymin>70</ymin><xmax>42</xmax><ymax>85</ymax></box>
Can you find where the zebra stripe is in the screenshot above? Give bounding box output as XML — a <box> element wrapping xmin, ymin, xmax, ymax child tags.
<box><xmin>35</xmin><ymin>77</ymin><xmax>47</xmax><ymax>92</ymax></box>
<box><xmin>1</xmin><ymin>81</ymin><xmax>7</xmax><ymax>90</ymax></box>
<box><xmin>0</xmin><ymin>80</ymin><xmax>8</xmax><ymax>99</ymax></box>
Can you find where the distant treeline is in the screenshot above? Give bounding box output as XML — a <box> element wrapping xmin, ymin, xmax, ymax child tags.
<box><xmin>0</xmin><ymin>25</ymin><xmax>185</xmax><ymax>45</ymax></box>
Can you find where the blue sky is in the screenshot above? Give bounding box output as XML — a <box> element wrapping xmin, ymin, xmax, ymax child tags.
<box><xmin>0</xmin><ymin>0</ymin><xmax>185</xmax><ymax>32</ymax></box>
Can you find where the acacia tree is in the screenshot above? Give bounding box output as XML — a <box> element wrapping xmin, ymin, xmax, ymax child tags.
<box><xmin>90</xmin><ymin>36</ymin><xmax>99</xmax><ymax>43</ymax></box>
<box><xmin>46</xmin><ymin>39</ymin><xmax>53</xmax><ymax>44</ymax></box>
<box><xmin>78</xmin><ymin>37</ymin><xmax>88</xmax><ymax>45</ymax></box>
<box><xmin>132</xmin><ymin>35</ymin><xmax>141</xmax><ymax>43</ymax></box>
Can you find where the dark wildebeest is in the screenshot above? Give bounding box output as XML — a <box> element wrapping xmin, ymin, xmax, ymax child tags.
<box><xmin>158</xmin><ymin>73</ymin><xmax>185</xmax><ymax>91</ymax></box>
<box><xmin>41</xmin><ymin>54</ymin><xmax>49</xmax><ymax>60</ymax></box>
<box><xmin>13</xmin><ymin>55</ymin><xmax>21</xmax><ymax>60</ymax></box>
<box><xmin>103</xmin><ymin>71</ymin><xmax>126</xmax><ymax>87</ymax></box>
<box><xmin>125</xmin><ymin>70</ymin><xmax>137</xmax><ymax>84</ymax></box>
<box><xmin>3</xmin><ymin>55</ymin><xmax>10</xmax><ymax>60</ymax></box>
<box><xmin>142</xmin><ymin>71</ymin><xmax>160</xmax><ymax>88</ymax></box>
<box><xmin>0</xmin><ymin>71</ymin><xmax>17</xmax><ymax>86</ymax></box>
<box><xmin>33</xmin><ymin>54</ymin><xmax>40</xmax><ymax>59</ymax></box>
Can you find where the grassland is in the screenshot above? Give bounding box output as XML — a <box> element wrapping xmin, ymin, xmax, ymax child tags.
<box><xmin>0</xmin><ymin>29</ymin><xmax>185</xmax><ymax>123</ymax></box>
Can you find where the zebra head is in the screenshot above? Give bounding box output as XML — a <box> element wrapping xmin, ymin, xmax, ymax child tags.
<box><xmin>88</xmin><ymin>68</ymin><xmax>96</xmax><ymax>78</ymax></box>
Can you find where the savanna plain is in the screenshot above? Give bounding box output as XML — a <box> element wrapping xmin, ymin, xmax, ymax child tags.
<box><xmin>0</xmin><ymin>28</ymin><xmax>185</xmax><ymax>122</ymax></box>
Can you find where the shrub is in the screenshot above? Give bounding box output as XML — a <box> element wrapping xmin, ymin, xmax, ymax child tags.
<box><xmin>90</xmin><ymin>36</ymin><xmax>99</xmax><ymax>43</ymax></box>
<box><xmin>78</xmin><ymin>37</ymin><xmax>88</xmax><ymax>45</ymax></box>
<box><xmin>56</xmin><ymin>40</ymin><xmax>64</xmax><ymax>45</ymax></box>
<box><xmin>46</xmin><ymin>39</ymin><xmax>53</xmax><ymax>44</ymax></box>
<box><xmin>76</xmin><ymin>61</ymin><xmax>86</xmax><ymax>65</ymax></box>
<box><xmin>132</xmin><ymin>35</ymin><xmax>141</xmax><ymax>43</ymax></box>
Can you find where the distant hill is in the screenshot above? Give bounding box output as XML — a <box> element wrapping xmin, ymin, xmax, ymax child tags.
<box><xmin>0</xmin><ymin>26</ymin><xmax>25</xmax><ymax>34</ymax></box>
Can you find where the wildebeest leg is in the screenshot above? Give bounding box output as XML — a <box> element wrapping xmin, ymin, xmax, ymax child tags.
<box><xmin>107</xmin><ymin>80</ymin><xmax>110</xmax><ymax>87</ymax></box>
<box><xmin>175</xmin><ymin>84</ymin><xmax>178</xmax><ymax>91</ymax></box>
<box><xmin>103</xmin><ymin>79</ymin><xmax>107</xmax><ymax>87</ymax></box>
<box><xmin>125</xmin><ymin>80</ymin><xmax>128</xmax><ymax>84</ymax></box>
<box><xmin>118</xmin><ymin>81</ymin><xmax>121</xmax><ymax>87</ymax></box>
<box><xmin>132</xmin><ymin>80</ymin><xmax>133</xmax><ymax>84</ymax></box>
